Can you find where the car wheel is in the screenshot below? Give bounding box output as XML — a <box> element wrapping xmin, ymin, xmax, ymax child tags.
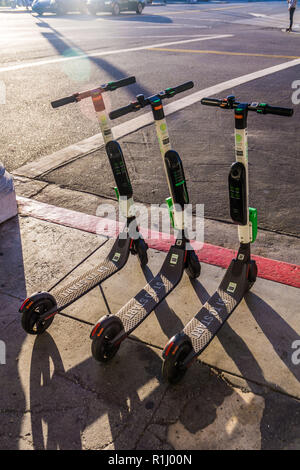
<box><xmin>112</xmin><ymin>2</ymin><xmax>120</xmax><ymax>15</ymax></box>
<box><xmin>136</xmin><ymin>1</ymin><xmax>143</xmax><ymax>14</ymax></box>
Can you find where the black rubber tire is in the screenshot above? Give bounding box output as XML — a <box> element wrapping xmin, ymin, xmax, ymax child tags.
<box><xmin>21</xmin><ymin>298</ymin><xmax>55</xmax><ymax>335</ymax></box>
<box><xmin>112</xmin><ymin>2</ymin><xmax>120</xmax><ymax>15</ymax></box>
<box><xmin>162</xmin><ymin>341</ymin><xmax>192</xmax><ymax>385</ymax></box>
<box><xmin>134</xmin><ymin>238</ymin><xmax>148</xmax><ymax>268</ymax></box>
<box><xmin>246</xmin><ymin>260</ymin><xmax>257</xmax><ymax>292</ymax></box>
<box><xmin>185</xmin><ymin>251</ymin><xmax>201</xmax><ymax>280</ymax></box>
<box><xmin>136</xmin><ymin>2</ymin><xmax>143</xmax><ymax>14</ymax></box>
<box><xmin>91</xmin><ymin>320</ymin><xmax>123</xmax><ymax>363</ymax></box>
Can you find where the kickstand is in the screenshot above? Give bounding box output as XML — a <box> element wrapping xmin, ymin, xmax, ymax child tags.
<box><xmin>99</xmin><ymin>284</ymin><xmax>112</xmax><ymax>316</ymax></box>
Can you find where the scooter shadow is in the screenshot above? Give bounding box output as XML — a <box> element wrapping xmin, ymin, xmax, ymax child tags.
<box><xmin>190</xmin><ymin>276</ymin><xmax>300</xmax><ymax>385</ymax></box>
<box><xmin>29</xmin><ymin>331</ymin><xmax>166</xmax><ymax>449</ymax></box>
<box><xmin>245</xmin><ymin>291</ymin><xmax>300</xmax><ymax>383</ymax></box>
<box><xmin>27</xmin><ymin>275</ymin><xmax>300</xmax><ymax>450</ymax></box>
<box><xmin>35</xmin><ymin>17</ymin><xmax>153</xmax><ymax>98</ymax></box>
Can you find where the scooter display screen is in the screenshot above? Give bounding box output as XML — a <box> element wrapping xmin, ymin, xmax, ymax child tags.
<box><xmin>165</xmin><ymin>150</ymin><xmax>189</xmax><ymax>208</ymax></box>
<box><xmin>228</xmin><ymin>162</ymin><xmax>247</xmax><ymax>225</ymax></box>
<box><xmin>106</xmin><ymin>141</ymin><xmax>133</xmax><ymax>198</ymax></box>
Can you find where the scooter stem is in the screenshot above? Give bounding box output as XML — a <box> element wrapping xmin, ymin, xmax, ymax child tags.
<box><xmin>150</xmin><ymin>98</ymin><xmax>185</xmax><ymax>231</ymax></box>
<box><xmin>234</xmin><ymin>104</ymin><xmax>250</xmax><ymax>245</ymax></box>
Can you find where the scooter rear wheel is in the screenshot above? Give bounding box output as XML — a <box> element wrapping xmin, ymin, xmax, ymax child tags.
<box><xmin>21</xmin><ymin>297</ymin><xmax>55</xmax><ymax>335</ymax></box>
<box><xmin>91</xmin><ymin>319</ymin><xmax>123</xmax><ymax>363</ymax></box>
<box><xmin>162</xmin><ymin>341</ymin><xmax>192</xmax><ymax>384</ymax></box>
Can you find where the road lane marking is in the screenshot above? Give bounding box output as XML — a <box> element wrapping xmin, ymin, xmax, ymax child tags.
<box><xmin>136</xmin><ymin>24</ymin><xmax>208</xmax><ymax>28</ymax></box>
<box><xmin>250</xmin><ymin>13</ymin><xmax>268</xmax><ymax>18</ymax></box>
<box><xmin>147</xmin><ymin>48</ymin><xmax>300</xmax><ymax>60</ymax></box>
<box><xmin>0</xmin><ymin>34</ymin><xmax>232</xmax><ymax>73</ymax></box>
<box><xmin>0</xmin><ymin>34</ymin><xmax>211</xmax><ymax>45</ymax></box>
<box><xmin>149</xmin><ymin>5</ymin><xmax>249</xmax><ymax>15</ymax></box>
<box><xmin>14</xmin><ymin>57</ymin><xmax>300</xmax><ymax>179</ymax></box>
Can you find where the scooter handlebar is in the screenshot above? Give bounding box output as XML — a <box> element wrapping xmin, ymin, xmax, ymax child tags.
<box><xmin>255</xmin><ymin>103</ymin><xmax>293</xmax><ymax>117</ymax></box>
<box><xmin>110</xmin><ymin>81</ymin><xmax>194</xmax><ymax>118</ymax></box>
<box><xmin>168</xmin><ymin>81</ymin><xmax>194</xmax><ymax>96</ymax></box>
<box><xmin>51</xmin><ymin>95</ymin><xmax>78</xmax><ymax>108</ymax></box>
<box><xmin>201</xmin><ymin>97</ymin><xmax>293</xmax><ymax>117</ymax></box>
<box><xmin>109</xmin><ymin>102</ymin><xmax>138</xmax><ymax>119</ymax></box>
<box><xmin>200</xmin><ymin>98</ymin><xmax>222</xmax><ymax>107</ymax></box>
<box><xmin>107</xmin><ymin>76</ymin><xmax>136</xmax><ymax>91</ymax></box>
<box><xmin>51</xmin><ymin>76</ymin><xmax>136</xmax><ymax>109</ymax></box>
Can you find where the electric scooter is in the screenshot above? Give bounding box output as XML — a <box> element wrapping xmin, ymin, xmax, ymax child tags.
<box><xmin>20</xmin><ymin>77</ymin><xmax>148</xmax><ymax>335</ymax></box>
<box><xmin>90</xmin><ymin>81</ymin><xmax>201</xmax><ymax>363</ymax></box>
<box><xmin>162</xmin><ymin>95</ymin><xmax>293</xmax><ymax>384</ymax></box>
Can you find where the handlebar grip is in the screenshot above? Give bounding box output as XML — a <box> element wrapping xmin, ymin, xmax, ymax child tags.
<box><xmin>109</xmin><ymin>103</ymin><xmax>136</xmax><ymax>119</ymax></box>
<box><xmin>171</xmin><ymin>81</ymin><xmax>194</xmax><ymax>95</ymax></box>
<box><xmin>200</xmin><ymin>98</ymin><xmax>222</xmax><ymax>107</ymax></box>
<box><xmin>263</xmin><ymin>105</ymin><xmax>293</xmax><ymax>117</ymax></box>
<box><xmin>108</xmin><ymin>76</ymin><xmax>136</xmax><ymax>90</ymax></box>
<box><xmin>51</xmin><ymin>95</ymin><xmax>77</xmax><ymax>108</ymax></box>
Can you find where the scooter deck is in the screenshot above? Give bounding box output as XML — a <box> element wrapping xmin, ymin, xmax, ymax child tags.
<box><xmin>54</xmin><ymin>234</ymin><xmax>132</xmax><ymax>311</ymax></box>
<box><xmin>116</xmin><ymin>242</ymin><xmax>186</xmax><ymax>334</ymax></box>
<box><xmin>183</xmin><ymin>260</ymin><xmax>249</xmax><ymax>357</ymax></box>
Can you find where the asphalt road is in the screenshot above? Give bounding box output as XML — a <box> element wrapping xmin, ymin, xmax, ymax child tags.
<box><xmin>1</xmin><ymin>1</ymin><xmax>300</xmax><ymax>236</ymax></box>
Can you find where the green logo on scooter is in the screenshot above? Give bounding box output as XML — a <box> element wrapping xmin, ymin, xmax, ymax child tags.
<box><xmin>227</xmin><ymin>282</ymin><xmax>237</xmax><ymax>293</ymax></box>
<box><xmin>112</xmin><ymin>252</ymin><xmax>121</xmax><ymax>262</ymax></box>
<box><xmin>170</xmin><ymin>254</ymin><xmax>179</xmax><ymax>265</ymax></box>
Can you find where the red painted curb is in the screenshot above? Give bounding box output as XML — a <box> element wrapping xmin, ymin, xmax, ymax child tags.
<box><xmin>17</xmin><ymin>197</ymin><xmax>300</xmax><ymax>289</ymax></box>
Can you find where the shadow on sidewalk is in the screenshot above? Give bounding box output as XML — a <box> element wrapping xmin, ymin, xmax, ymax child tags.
<box><xmin>188</xmin><ymin>277</ymin><xmax>300</xmax><ymax>450</ymax></box>
<box><xmin>22</xmin><ymin>274</ymin><xmax>300</xmax><ymax>450</ymax></box>
<box><xmin>0</xmin><ymin>215</ymin><xmax>27</xmax><ymax>450</ymax></box>
<box><xmin>29</xmin><ymin>331</ymin><xmax>165</xmax><ymax>450</ymax></box>
<box><xmin>245</xmin><ymin>292</ymin><xmax>300</xmax><ymax>384</ymax></box>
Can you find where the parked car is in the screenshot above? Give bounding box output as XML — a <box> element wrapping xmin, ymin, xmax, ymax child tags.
<box><xmin>32</xmin><ymin>0</ymin><xmax>87</xmax><ymax>15</ymax></box>
<box><xmin>87</xmin><ymin>0</ymin><xmax>146</xmax><ymax>16</ymax></box>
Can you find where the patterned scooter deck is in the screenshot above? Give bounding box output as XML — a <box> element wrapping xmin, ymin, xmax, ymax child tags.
<box><xmin>53</xmin><ymin>234</ymin><xmax>133</xmax><ymax>311</ymax></box>
<box><xmin>182</xmin><ymin>259</ymin><xmax>249</xmax><ymax>364</ymax></box>
<box><xmin>116</xmin><ymin>241</ymin><xmax>187</xmax><ymax>334</ymax></box>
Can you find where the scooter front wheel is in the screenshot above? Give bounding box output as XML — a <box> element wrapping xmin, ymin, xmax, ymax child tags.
<box><xmin>21</xmin><ymin>296</ymin><xmax>56</xmax><ymax>335</ymax></box>
<box><xmin>91</xmin><ymin>318</ymin><xmax>123</xmax><ymax>363</ymax></box>
<box><xmin>162</xmin><ymin>341</ymin><xmax>192</xmax><ymax>384</ymax></box>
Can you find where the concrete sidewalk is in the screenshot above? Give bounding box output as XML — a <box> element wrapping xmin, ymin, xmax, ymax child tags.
<box><xmin>0</xmin><ymin>200</ymin><xmax>299</xmax><ymax>450</ymax></box>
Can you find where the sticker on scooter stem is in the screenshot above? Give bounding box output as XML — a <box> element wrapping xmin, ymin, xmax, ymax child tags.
<box><xmin>227</xmin><ymin>282</ymin><xmax>237</xmax><ymax>293</ymax></box>
<box><xmin>112</xmin><ymin>252</ymin><xmax>121</xmax><ymax>262</ymax></box>
<box><xmin>170</xmin><ymin>254</ymin><xmax>179</xmax><ymax>265</ymax></box>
